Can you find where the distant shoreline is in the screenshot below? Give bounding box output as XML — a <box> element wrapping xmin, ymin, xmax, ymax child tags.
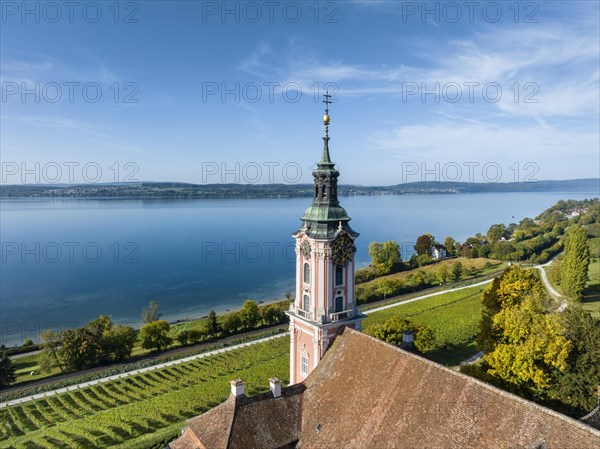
<box><xmin>1</xmin><ymin>178</ymin><xmax>598</xmax><ymax>199</ymax></box>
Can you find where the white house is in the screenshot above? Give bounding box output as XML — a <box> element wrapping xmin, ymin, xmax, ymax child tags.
<box><xmin>431</xmin><ymin>244</ymin><xmax>447</xmax><ymax>260</ymax></box>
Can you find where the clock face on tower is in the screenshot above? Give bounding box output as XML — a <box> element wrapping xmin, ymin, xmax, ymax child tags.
<box><xmin>300</xmin><ymin>241</ymin><xmax>311</xmax><ymax>259</ymax></box>
<box><xmin>331</xmin><ymin>234</ymin><xmax>355</xmax><ymax>266</ymax></box>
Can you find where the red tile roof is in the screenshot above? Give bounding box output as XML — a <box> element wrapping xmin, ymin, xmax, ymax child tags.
<box><xmin>170</xmin><ymin>327</ymin><xmax>600</xmax><ymax>449</ymax></box>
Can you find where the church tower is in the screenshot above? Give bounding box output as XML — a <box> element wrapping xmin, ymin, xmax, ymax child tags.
<box><xmin>287</xmin><ymin>94</ymin><xmax>363</xmax><ymax>385</ymax></box>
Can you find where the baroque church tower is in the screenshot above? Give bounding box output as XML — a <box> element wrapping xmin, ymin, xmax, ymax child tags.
<box><xmin>287</xmin><ymin>94</ymin><xmax>363</xmax><ymax>384</ymax></box>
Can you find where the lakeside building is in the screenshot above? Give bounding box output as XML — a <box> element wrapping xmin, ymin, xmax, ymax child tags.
<box><xmin>168</xmin><ymin>99</ymin><xmax>600</xmax><ymax>449</ymax></box>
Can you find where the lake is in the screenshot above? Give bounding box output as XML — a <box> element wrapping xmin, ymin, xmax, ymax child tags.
<box><xmin>0</xmin><ymin>191</ymin><xmax>596</xmax><ymax>346</ymax></box>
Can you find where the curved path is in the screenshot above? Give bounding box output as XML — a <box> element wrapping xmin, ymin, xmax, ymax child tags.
<box><xmin>1</xmin><ymin>279</ymin><xmax>494</xmax><ymax>409</ymax></box>
<box><xmin>3</xmin><ymin>267</ymin><xmax>560</xmax><ymax>409</ymax></box>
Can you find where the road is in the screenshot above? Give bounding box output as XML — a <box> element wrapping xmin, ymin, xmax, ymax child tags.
<box><xmin>1</xmin><ymin>264</ymin><xmax>562</xmax><ymax>409</ymax></box>
<box><xmin>1</xmin><ymin>279</ymin><xmax>494</xmax><ymax>409</ymax></box>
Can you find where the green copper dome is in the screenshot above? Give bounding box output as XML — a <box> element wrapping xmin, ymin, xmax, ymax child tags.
<box><xmin>295</xmin><ymin>97</ymin><xmax>358</xmax><ymax>240</ymax></box>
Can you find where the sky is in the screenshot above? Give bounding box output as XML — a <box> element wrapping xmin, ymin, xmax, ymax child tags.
<box><xmin>1</xmin><ymin>0</ymin><xmax>599</xmax><ymax>186</ymax></box>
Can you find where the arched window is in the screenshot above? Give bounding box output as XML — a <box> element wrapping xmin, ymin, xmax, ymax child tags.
<box><xmin>303</xmin><ymin>262</ymin><xmax>310</xmax><ymax>285</ymax></box>
<box><xmin>303</xmin><ymin>295</ymin><xmax>310</xmax><ymax>311</ymax></box>
<box><xmin>335</xmin><ymin>265</ymin><xmax>344</xmax><ymax>286</ymax></box>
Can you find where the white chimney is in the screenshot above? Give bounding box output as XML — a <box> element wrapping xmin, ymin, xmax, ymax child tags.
<box><xmin>269</xmin><ymin>377</ymin><xmax>281</xmax><ymax>398</ymax></box>
<box><xmin>230</xmin><ymin>379</ymin><xmax>244</xmax><ymax>397</ymax></box>
<box><xmin>402</xmin><ymin>330</ymin><xmax>414</xmax><ymax>346</ymax></box>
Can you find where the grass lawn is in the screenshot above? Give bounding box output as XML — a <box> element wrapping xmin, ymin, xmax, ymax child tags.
<box><xmin>364</xmin><ymin>284</ymin><xmax>486</xmax><ymax>366</ymax></box>
<box><xmin>359</xmin><ymin>258</ymin><xmax>504</xmax><ymax>290</ymax></box>
<box><xmin>582</xmin><ymin>258</ymin><xmax>600</xmax><ymax>318</ymax></box>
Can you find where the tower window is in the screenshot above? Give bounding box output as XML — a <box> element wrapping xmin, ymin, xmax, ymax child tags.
<box><xmin>303</xmin><ymin>263</ymin><xmax>310</xmax><ymax>285</ymax></box>
<box><xmin>335</xmin><ymin>265</ymin><xmax>344</xmax><ymax>286</ymax></box>
<box><xmin>335</xmin><ymin>296</ymin><xmax>344</xmax><ymax>313</ymax></box>
<box><xmin>301</xmin><ymin>354</ymin><xmax>309</xmax><ymax>376</ymax></box>
<box><xmin>303</xmin><ymin>295</ymin><xmax>310</xmax><ymax>311</ymax></box>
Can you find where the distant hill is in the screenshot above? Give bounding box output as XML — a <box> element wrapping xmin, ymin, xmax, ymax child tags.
<box><xmin>1</xmin><ymin>179</ymin><xmax>598</xmax><ymax>199</ymax></box>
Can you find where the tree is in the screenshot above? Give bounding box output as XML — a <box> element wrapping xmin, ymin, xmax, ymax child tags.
<box><xmin>223</xmin><ymin>312</ymin><xmax>242</xmax><ymax>334</ymax></box>
<box><xmin>240</xmin><ymin>300</ymin><xmax>260</xmax><ymax>330</ymax></box>
<box><xmin>414</xmin><ymin>234</ymin><xmax>434</xmax><ymax>256</ymax></box>
<box><xmin>369</xmin><ymin>241</ymin><xmax>402</xmax><ymax>275</ymax></box>
<box><xmin>206</xmin><ymin>310</ymin><xmax>221</xmax><ymax>337</ymax></box>
<box><xmin>560</xmin><ymin>225</ymin><xmax>590</xmax><ymax>300</ymax></box>
<box><xmin>39</xmin><ymin>330</ymin><xmax>65</xmax><ymax>373</ymax></box>
<box><xmin>437</xmin><ymin>265</ymin><xmax>450</xmax><ymax>284</ymax></box>
<box><xmin>101</xmin><ymin>325</ymin><xmax>136</xmax><ymax>362</ymax></box>
<box><xmin>0</xmin><ymin>351</ymin><xmax>16</xmax><ymax>387</ymax></box>
<box><xmin>443</xmin><ymin>236</ymin><xmax>457</xmax><ymax>256</ymax></box>
<box><xmin>261</xmin><ymin>304</ymin><xmax>285</xmax><ymax>326</ymax></box>
<box><xmin>140</xmin><ymin>320</ymin><xmax>172</xmax><ymax>352</ymax></box>
<box><xmin>61</xmin><ymin>327</ymin><xmax>102</xmax><ymax>371</ymax></box>
<box><xmin>487</xmin><ymin>224</ymin><xmax>507</xmax><ymax>243</ymax></box>
<box><xmin>23</xmin><ymin>338</ymin><xmax>34</xmax><ymax>347</ymax></box>
<box><xmin>364</xmin><ymin>316</ymin><xmax>436</xmax><ymax>353</ymax></box>
<box><xmin>415</xmin><ymin>253</ymin><xmax>432</xmax><ymax>267</ymax></box>
<box><xmin>176</xmin><ymin>330</ymin><xmax>191</xmax><ymax>345</ymax></box>
<box><xmin>141</xmin><ymin>300</ymin><xmax>162</xmax><ymax>324</ymax></box>
<box><xmin>484</xmin><ymin>293</ymin><xmax>571</xmax><ymax>392</ymax></box>
<box><xmin>548</xmin><ymin>307</ymin><xmax>600</xmax><ymax>414</ymax></box>
<box><xmin>451</xmin><ymin>261</ymin><xmax>463</xmax><ymax>281</ymax></box>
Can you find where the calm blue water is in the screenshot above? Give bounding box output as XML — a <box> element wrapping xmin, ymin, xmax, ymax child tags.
<box><xmin>0</xmin><ymin>192</ymin><xmax>596</xmax><ymax>345</ymax></box>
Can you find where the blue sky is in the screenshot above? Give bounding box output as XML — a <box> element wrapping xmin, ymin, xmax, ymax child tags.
<box><xmin>1</xmin><ymin>1</ymin><xmax>599</xmax><ymax>185</ymax></box>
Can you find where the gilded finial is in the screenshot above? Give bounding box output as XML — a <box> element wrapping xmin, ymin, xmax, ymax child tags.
<box><xmin>323</xmin><ymin>91</ymin><xmax>332</xmax><ymax>137</ymax></box>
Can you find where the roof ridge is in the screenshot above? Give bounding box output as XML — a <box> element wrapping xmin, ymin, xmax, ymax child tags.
<box><xmin>342</xmin><ymin>327</ymin><xmax>600</xmax><ymax>436</ymax></box>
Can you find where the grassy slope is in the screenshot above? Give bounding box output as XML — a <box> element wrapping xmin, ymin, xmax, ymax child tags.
<box><xmin>364</xmin><ymin>284</ymin><xmax>486</xmax><ymax>366</ymax></box>
<box><xmin>1</xmin><ymin>337</ymin><xmax>289</xmax><ymax>449</ymax></box>
<box><xmin>582</xmin><ymin>258</ymin><xmax>600</xmax><ymax>318</ymax></box>
<box><xmin>3</xmin><ymin>286</ymin><xmax>492</xmax><ymax>447</ymax></box>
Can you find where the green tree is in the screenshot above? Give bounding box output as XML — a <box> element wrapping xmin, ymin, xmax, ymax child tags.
<box><xmin>548</xmin><ymin>307</ymin><xmax>600</xmax><ymax>414</ymax></box>
<box><xmin>176</xmin><ymin>330</ymin><xmax>191</xmax><ymax>345</ymax></box>
<box><xmin>485</xmin><ymin>293</ymin><xmax>571</xmax><ymax>391</ymax></box>
<box><xmin>415</xmin><ymin>253</ymin><xmax>432</xmax><ymax>267</ymax></box>
<box><xmin>61</xmin><ymin>327</ymin><xmax>102</xmax><ymax>371</ymax></box>
<box><xmin>0</xmin><ymin>351</ymin><xmax>16</xmax><ymax>387</ymax></box>
<box><xmin>141</xmin><ymin>300</ymin><xmax>162</xmax><ymax>324</ymax></box>
<box><xmin>140</xmin><ymin>320</ymin><xmax>172</xmax><ymax>352</ymax></box>
<box><xmin>240</xmin><ymin>300</ymin><xmax>260</xmax><ymax>330</ymax></box>
<box><xmin>451</xmin><ymin>261</ymin><xmax>463</xmax><ymax>281</ymax></box>
<box><xmin>443</xmin><ymin>236</ymin><xmax>457</xmax><ymax>256</ymax></box>
<box><xmin>414</xmin><ymin>234</ymin><xmax>434</xmax><ymax>256</ymax></box>
<box><xmin>560</xmin><ymin>225</ymin><xmax>590</xmax><ymax>300</ymax></box>
<box><xmin>261</xmin><ymin>304</ymin><xmax>285</xmax><ymax>326</ymax></box>
<box><xmin>101</xmin><ymin>325</ymin><xmax>136</xmax><ymax>362</ymax></box>
<box><xmin>437</xmin><ymin>264</ymin><xmax>450</xmax><ymax>285</ymax></box>
<box><xmin>364</xmin><ymin>316</ymin><xmax>436</xmax><ymax>353</ymax></box>
<box><xmin>206</xmin><ymin>310</ymin><xmax>221</xmax><ymax>337</ymax></box>
<box><xmin>369</xmin><ymin>241</ymin><xmax>402</xmax><ymax>275</ymax></box>
<box><xmin>23</xmin><ymin>338</ymin><xmax>34</xmax><ymax>347</ymax></box>
<box><xmin>487</xmin><ymin>224</ymin><xmax>507</xmax><ymax>243</ymax></box>
<box><xmin>39</xmin><ymin>330</ymin><xmax>65</xmax><ymax>373</ymax></box>
<box><xmin>223</xmin><ymin>311</ymin><xmax>242</xmax><ymax>334</ymax></box>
